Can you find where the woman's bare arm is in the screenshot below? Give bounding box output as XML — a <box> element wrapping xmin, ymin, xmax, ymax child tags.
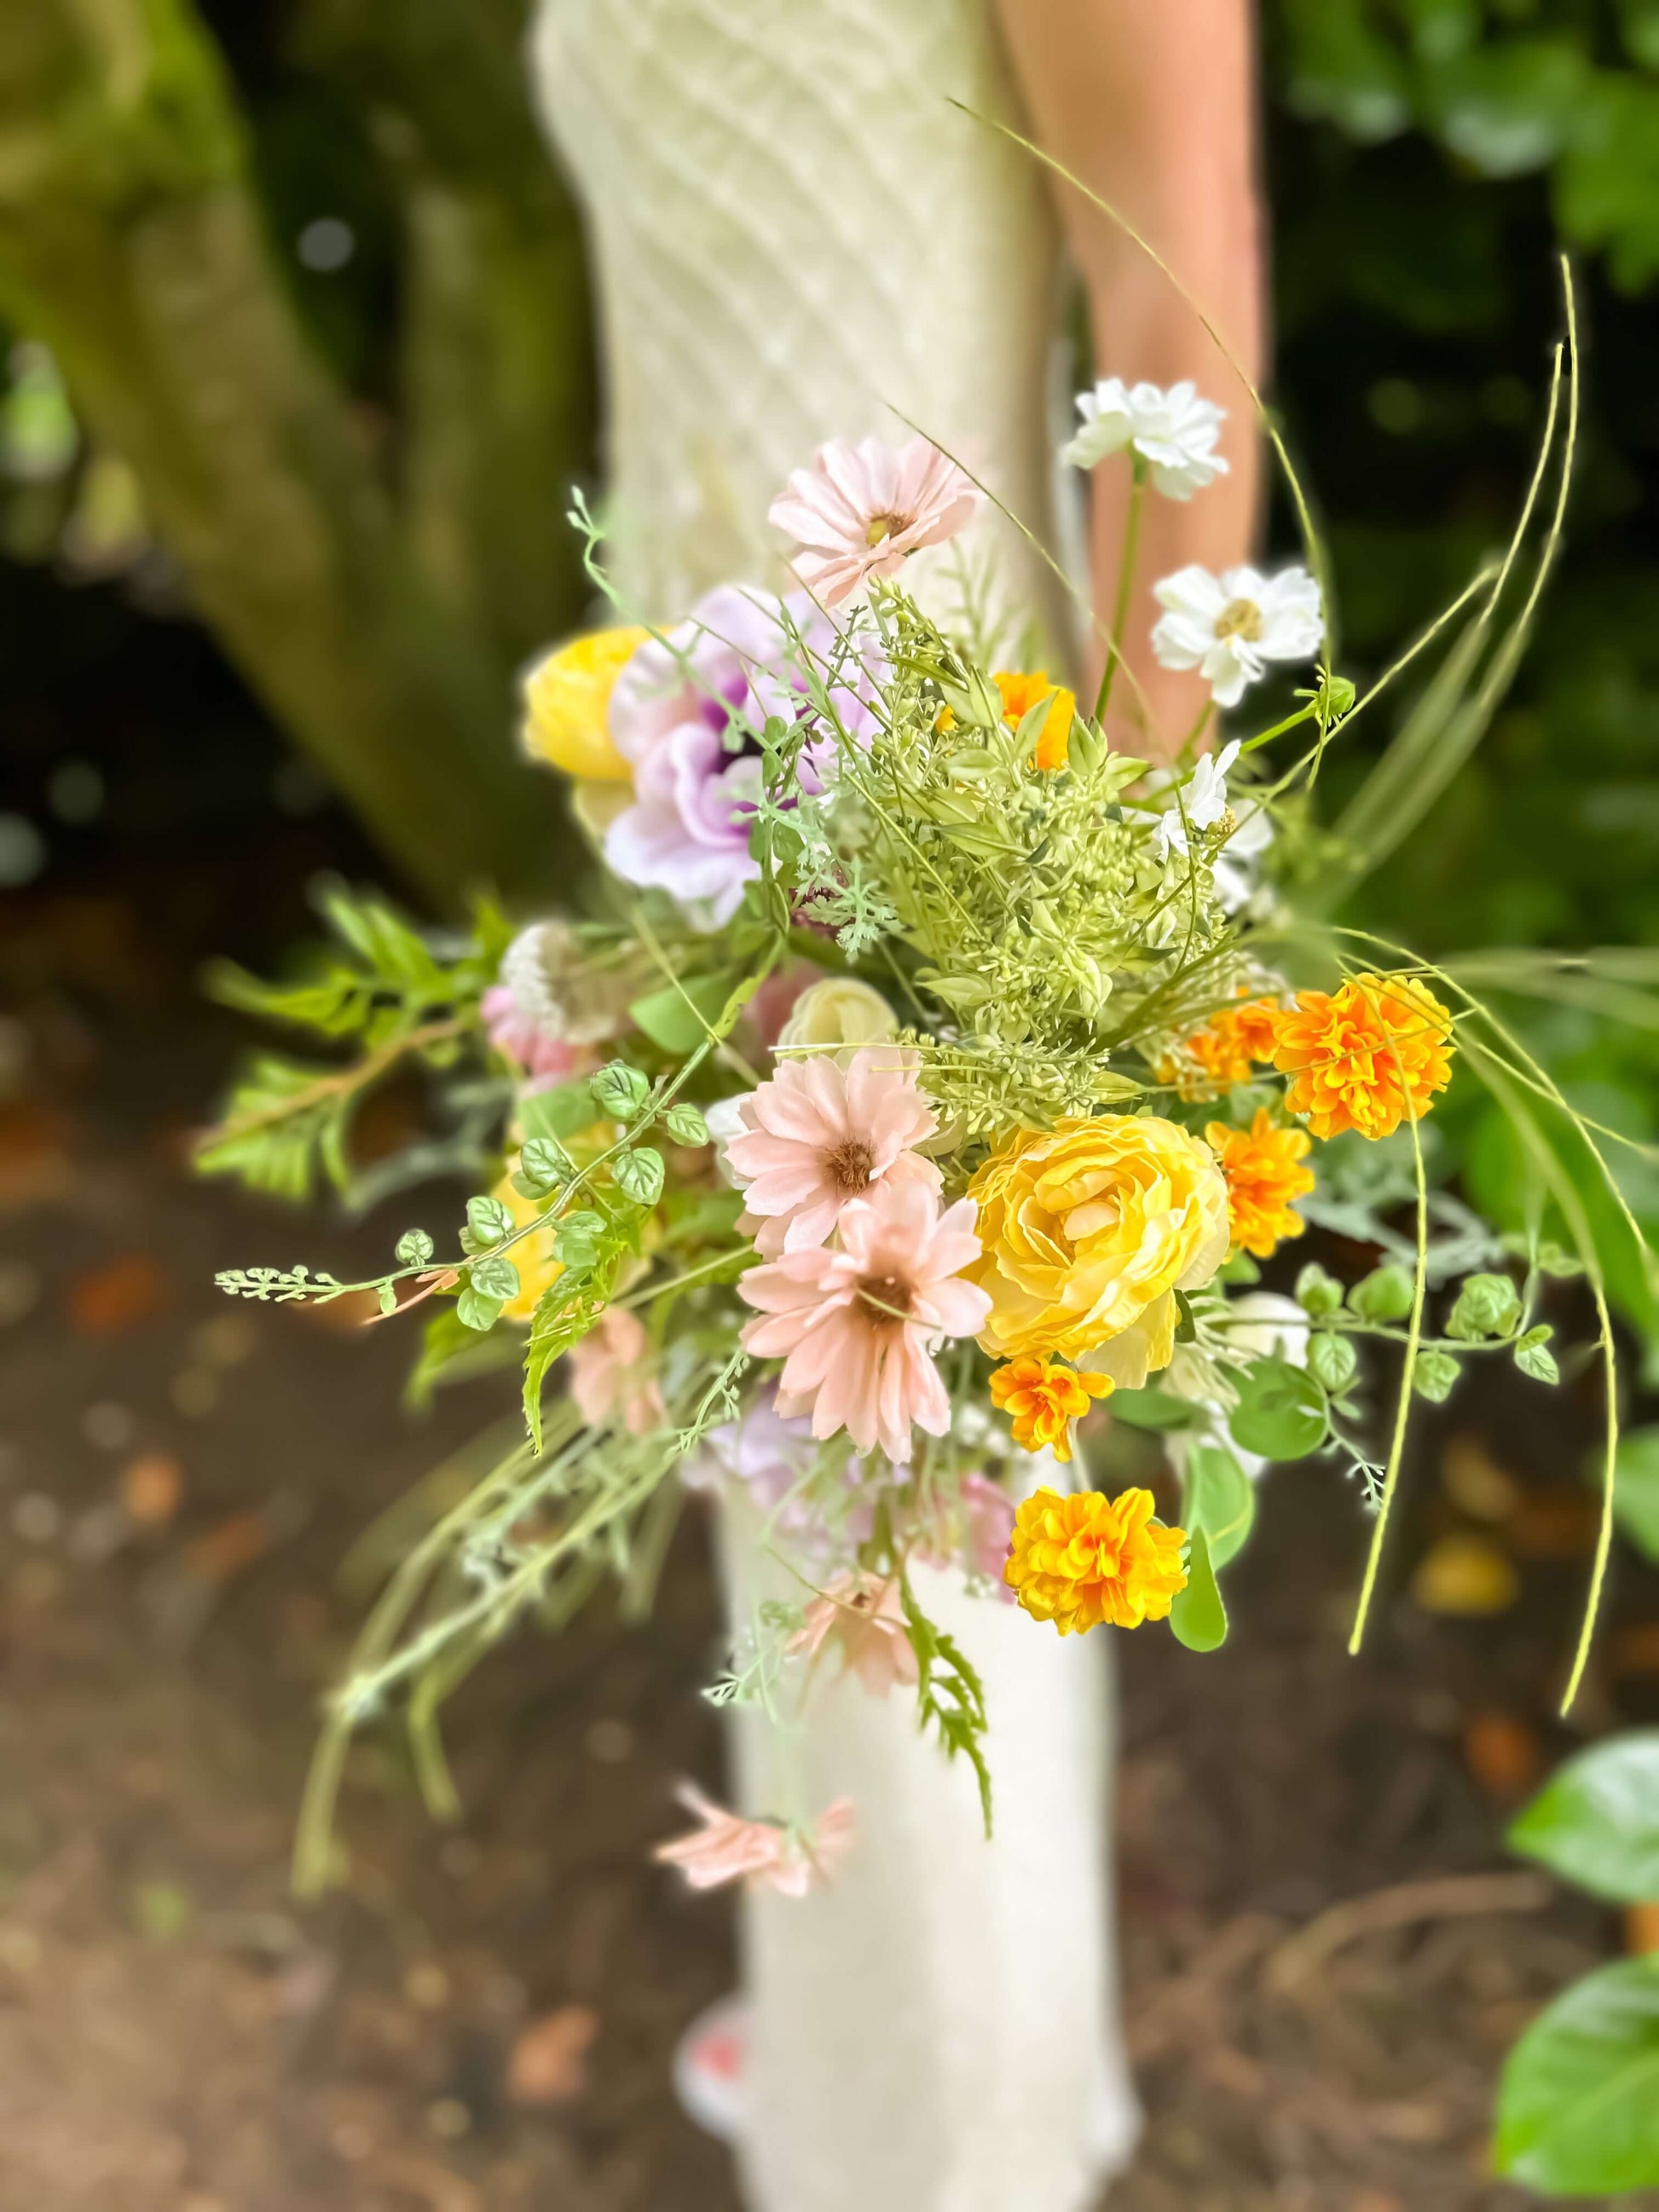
<box><xmin>995</xmin><ymin>0</ymin><xmax>1266</xmax><ymax>754</ymax></box>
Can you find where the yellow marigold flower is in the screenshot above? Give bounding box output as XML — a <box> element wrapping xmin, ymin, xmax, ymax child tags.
<box><xmin>1157</xmin><ymin>996</ymin><xmax>1282</xmax><ymax>1101</ymax></box>
<box><xmin>522</xmin><ymin>627</ymin><xmax>648</xmax><ymax>782</ymax></box>
<box><xmin>1204</xmin><ymin>1108</ymin><xmax>1316</xmax><ymax>1260</ymax></box>
<box><xmin>1004</xmin><ymin>1487</ymin><xmax>1188</xmax><ymax>1634</ymax></box>
<box><xmin>1268</xmin><ymin>973</ymin><xmax>1454</xmax><ymax>1141</ymax></box>
<box><xmin>991</xmin><ymin>669</ymin><xmax>1076</xmax><ymax>770</ymax></box>
<box><xmin>966</xmin><ymin>1114</ymin><xmax>1230</xmax><ymax>1383</ymax></box>
<box><xmin>989</xmin><ymin>1357</ymin><xmax>1113</xmax><ymax>1461</ymax></box>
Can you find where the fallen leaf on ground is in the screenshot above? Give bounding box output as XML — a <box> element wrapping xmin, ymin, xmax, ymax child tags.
<box><xmin>1440</xmin><ymin>1435</ymin><xmax>1518</xmax><ymax>1523</ymax></box>
<box><xmin>68</xmin><ymin>1254</ymin><xmax>169</xmax><ymax>1335</ymax></box>
<box><xmin>121</xmin><ymin>1452</ymin><xmax>184</xmax><ymax>1528</ymax></box>
<box><xmin>1462</xmin><ymin>1712</ymin><xmax>1543</xmax><ymax>1799</ymax></box>
<box><xmin>1412</xmin><ymin>1534</ymin><xmax>1518</xmax><ymax>1616</ymax></box>
<box><xmin>506</xmin><ymin>2005</ymin><xmax>599</xmax><ymax>2104</ymax></box>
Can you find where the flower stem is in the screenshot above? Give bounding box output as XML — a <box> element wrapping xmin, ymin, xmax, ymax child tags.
<box><xmin>1093</xmin><ymin>459</ymin><xmax>1146</xmax><ymax>727</ymax></box>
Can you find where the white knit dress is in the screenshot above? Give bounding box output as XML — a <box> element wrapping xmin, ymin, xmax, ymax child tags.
<box><xmin>529</xmin><ymin>7</ymin><xmax>1137</xmax><ymax>2205</ymax></box>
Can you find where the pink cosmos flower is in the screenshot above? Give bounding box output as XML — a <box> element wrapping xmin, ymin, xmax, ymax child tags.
<box><xmin>568</xmin><ymin>1307</ymin><xmax>665</xmax><ymax>1436</ymax></box>
<box><xmin>738</xmin><ymin>1179</ymin><xmax>990</xmax><ymax>1464</ymax></box>
<box><xmin>959</xmin><ymin>1473</ymin><xmax>1019</xmax><ymax>1599</ymax></box>
<box><xmin>789</xmin><ymin>1573</ymin><xmax>918</xmax><ymax>1697</ymax></box>
<box><xmin>725</xmin><ymin>1049</ymin><xmax>940</xmax><ymax>1257</ymax></box>
<box><xmin>654</xmin><ymin>1784</ymin><xmax>854</xmax><ymax>1897</ymax></box>
<box><xmin>769</xmin><ymin>436</ymin><xmax>982</xmax><ymax>606</ymax></box>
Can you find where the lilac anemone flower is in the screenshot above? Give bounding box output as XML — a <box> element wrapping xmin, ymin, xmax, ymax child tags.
<box><xmin>604</xmin><ymin>585</ymin><xmax>880</xmax><ymax>929</ymax></box>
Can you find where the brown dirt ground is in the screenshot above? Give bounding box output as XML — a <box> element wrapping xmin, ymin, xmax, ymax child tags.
<box><xmin>2</xmin><ymin>951</ymin><xmax>1657</xmax><ymax>2212</ymax></box>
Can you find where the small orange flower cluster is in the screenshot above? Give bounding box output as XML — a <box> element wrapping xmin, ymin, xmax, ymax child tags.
<box><xmin>1267</xmin><ymin>973</ymin><xmax>1454</xmax><ymax>1141</ymax></box>
<box><xmin>991</xmin><ymin>670</ymin><xmax>1076</xmax><ymax>771</ymax></box>
<box><xmin>1205</xmin><ymin>1108</ymin><xmax>1316</xmax><ymax>1260</ymax></box>
<box><xmin>938</xmin><ymin>670</ymin><xmax>1076</xmax><ymax>770</ymax></box>
<box><xmin>1003</xmin><ymin>1487</ymin><xmax>1188</xmax><ymax>1634</ymax></box>
<box><xmin>988</xmin><ymin>1356</ymin><xmax>1113</xmax><ymax>1461</ymax></box>
<box><xmin>1159</xmin><ymin>997</ymin><xmax>1280</xmax><ymax>1101</ymax></box>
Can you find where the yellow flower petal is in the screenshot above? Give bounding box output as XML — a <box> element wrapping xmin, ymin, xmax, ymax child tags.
<box><xmin>522</xmin><ymin>627</ymin><xmax>648</xmax><ymax>783</ymax></box>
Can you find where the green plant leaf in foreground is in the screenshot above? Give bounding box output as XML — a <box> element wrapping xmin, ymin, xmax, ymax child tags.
<box><xmin>1509</xmin><ymin>1731</ymin><xmax>1659</xmax><ymax>1903</ymax></box>
<box><xmin>1181</xmin><ymin>1441</ymin><xmax>1257</xmax><ymax>1571</ymax></box>
<box><xmin>1494</xmin><ymin>1958</ymin><xmax>1659</xmax><ymax>2193</ymax></box>
<box><xmin>1610</xmin><ymin>1428</ymin><xmax>1659</xmax><ymax>1562</ymax></box>
<box><xmin>1171</xmin><ymin>1526</ymin><xmax>1228</xmax><ymax>1652</ymax></box>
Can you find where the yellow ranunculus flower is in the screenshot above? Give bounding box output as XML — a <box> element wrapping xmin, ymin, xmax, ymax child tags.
<box><xmin>965</xmin><ymin>1114</ymin><xmax>1230</xmax><ymax>1378</ymax></box>
<box><xmin>494</xmin><ymin>1171</ymin><xmax>564</xmax><ymax>1324</ymax></box>
<box><xmin>521</xmin><ymin>627</ymin><xmax>648</xmax><ymax>783</ymax></box>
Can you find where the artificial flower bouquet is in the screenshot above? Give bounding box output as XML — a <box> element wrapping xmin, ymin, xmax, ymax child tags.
<box><xmin>203</xmin><ymin>319</ymin><xmax>1639</xmax><ymax>1895</ymax></box>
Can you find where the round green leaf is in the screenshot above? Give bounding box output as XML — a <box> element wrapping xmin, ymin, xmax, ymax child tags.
<box><xmin>468</xmin><ymin>1253</ymin><xmax>521</xmax><ymax>1305</ymax></box>
<box><xmin>664</xmin><ymin>1101</ymin><xmax>711</xmax><ymax>1146</ymax></box>
<box><xmin>1494</xmin><ymin>1959</ymin><xmax>1659</xmax><ymax>2193</ymax></box>
<box><xmin>1412</xmin><ymin>1347</ymin><xmax>1461</xmax><ymax>1403</ymax></box>
<box><xmin>614</xmin><ymin>1146</ymin><xmax>666</xmax><ymax>1207</ymax></box>
<box><xmin>1229</xmin><ymin>1357</ymin><xmax>1329</xmax><ymax>1461</ymax></box>
<box><xmin>1294</xmin><ymin>1263</ymin><xmax>1344</xmax><ymax>1319</ymax></box>
<box><xmin>1348</xmin><ymin>1262</ymin><xmax>1413</xmax><ymax>1321</ymax></box>
<box><xmin>1446</xmin><ymin>1270</ymin><xmax>1523</xmax><ymax>1342</ymax></box>
<box><xmin>1509</xmin><ymin>1732</ymin><xmax>1659</xmax><ymax>1903</ymax></box>
<box><xmin>592</xmin><ymin>1060</ymin><xmax>652</xmax><ymax>1121</ymax></box>
<box><xmin>516</xmin><ymin>1137</ymin><xmax>570</xmax><ymax>1195</ymax></box>
<box><xmin>395</xmin><ymin>1227</ymin><xmax>434</xmax><ymax>1268</ymax></box>
<box><xmin>455</xmin><ymin>1282</ymin><xmax>505</xmax><ymax>1333</ymax></box>
<box><xmin>1307</xmin><ymin>1331</ymin><xmax>1359</xmax><ymax>1394</ymax></box>
<box><xmin>465</xmin><ymin>1194</ymin><xmax>513</xmax><ymax>1247</ymax></box>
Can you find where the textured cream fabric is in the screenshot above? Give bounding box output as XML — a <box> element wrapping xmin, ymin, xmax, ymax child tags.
<box><xmin>717</xmin><ymin>1476</ymin><xmax>1139</xmax><ymax>2212</ymax></box>
<box><xmin>530</xmin><ymin>0</ymin><xmax>1078</xmax><ymax>657</ymax></box>
<box><xmin>529</xmin><ymin>9</ymin><xmax>1133</xmax><ymax>2203</ymax></box>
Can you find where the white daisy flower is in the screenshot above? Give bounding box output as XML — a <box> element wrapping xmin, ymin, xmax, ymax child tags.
<box><xmin>1061</xmin><ymin>378</ymin><xmax>1228</xmax><ymax>500</ymax></box>
<box><xmin>1211</xmin><ymin>796</ymin><xmax>1275</xmax><ymax>912</ymax></box>
<box><xmin>1150</xmin><ymin>563</ymin><xmax>1324</xmax><ymax>708</ymax></box>
<box><xmin>1152</xmin><ymin>740</ymin><xmax>1241</xmax><ymax>860</ymax></box>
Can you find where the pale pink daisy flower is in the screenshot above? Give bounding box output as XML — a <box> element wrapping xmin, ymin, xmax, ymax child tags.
<box><xmin>738</xmin><ymin>1179</ymin><xmax>991</xmax><ymax>1464</ymax></box>
<box><xmin>768</xmin><ymin>436</ymin><xmax>981</xmax><ymax>606</ymax></box>
<box><xmin>725</xmin><ymin>1048</ymin><xmax>940</xmax><ymax>1256</ymax></box>
<box><xmin>789</xmin><ymin>1572</ymin><xmax>918</xmax><ymax>1697</ymax></box>
<box><xmin>568</xmin><ymin>1307</ymin><xmax>665</xmax><ymax>1436</ymax></box>
<box><xmin>655</xmin><ymin>1784</ymin><xmax>854</xmax><ymax>1897</ymax></box>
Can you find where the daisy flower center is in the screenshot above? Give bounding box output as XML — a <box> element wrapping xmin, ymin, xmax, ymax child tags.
<box><xmin>864</xmin><ymin>510</ymin><xmax>907</xmax><ymax>547</ymax></box>
<box><xmin>855</xmin><ymin>1273</ymin><xmax>914</xmax><ymax>1325</ymax></box>
<box><xmin>1214</xmin><ymin>596</ymin><xmax>1263</xmax><ymax>643</ymax></box>
<box><xmin>826</xmin><ymin>1137</ymin><xmax>876</xmax><ymax>1193</ymax></box>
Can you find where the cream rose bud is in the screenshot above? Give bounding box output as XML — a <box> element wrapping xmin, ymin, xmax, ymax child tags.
<box><xmin>702</xmin><ymin>1094</ymin><xmax>752</xmax><ymax>1189</ymax></box>
<box><xmin>775</xmin><ymin>977</ymin><xmax>899</xmax><ymax>1066</ymax></box>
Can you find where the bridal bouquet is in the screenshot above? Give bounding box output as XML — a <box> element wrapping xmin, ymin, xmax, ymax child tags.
<box><xmin>204</xmin><ymin>311</ymin><xmax>1639</xmax><ymax>1892</ymax></box>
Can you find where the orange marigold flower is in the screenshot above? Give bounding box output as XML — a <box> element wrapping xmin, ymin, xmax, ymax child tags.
<box><xmin>1158</xmin><ymin>996</ymin><xmax>1283</xmax><ymax>1101</ymax></box>
<box><xmin>993</xmin><ymin>669</ymin><xmax>1076</xmax><ymax>771</ymax></box>
<box><xmin>989</xmin><ymin>1356</ymin><xmax>1113</xmax><ymax>1461</ymax></box>
<box><xmin>1205</xmin><ymin>1108</ymin><xmax>1316</xmax><ymax>1259</ymax></box>
<box><xmin>1004</xmin><ymin>1487</ymin><xmax>1188</xmax><ymax>1634</ymax></box>
<box><xmin>1269</xmin><ymin>973</ymin><xmax>1454</xmax><ymax>1141</ymax></box>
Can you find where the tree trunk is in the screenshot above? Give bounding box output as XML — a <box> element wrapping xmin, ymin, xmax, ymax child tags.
<box><xmin>0</xmin><ymin>0</ymin><xmax>567</xmax><ymax>907</ymax></box>
<box><xmin>294</xmin><ymin>0</ymin><xmax>597</xmax><ymax>667</ymax></box>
